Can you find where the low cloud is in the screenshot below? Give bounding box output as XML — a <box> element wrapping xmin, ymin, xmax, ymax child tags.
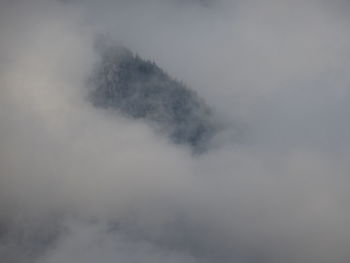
<box><xmin>1</xmin><ymin>0</ymin><xmax>350</xmax><ymax>263</ymax></box>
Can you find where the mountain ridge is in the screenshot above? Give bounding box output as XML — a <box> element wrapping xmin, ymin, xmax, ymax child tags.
<box><xmin>89</xmin><ymin>45</ymin><xmax>217</xmax><ymax>152</ymax></box>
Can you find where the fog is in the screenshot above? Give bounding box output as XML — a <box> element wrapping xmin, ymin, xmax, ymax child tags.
<box><xmin>1</xmin><ymin>0</ymin><xmax>350</xmax><ymax>262</ymax></box>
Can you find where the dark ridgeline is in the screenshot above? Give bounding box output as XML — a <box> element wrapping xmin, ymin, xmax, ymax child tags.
<box><xmin>89</xmin><ymin>45</ymin><xmax>217</xmax><ymax>153</ymax></box>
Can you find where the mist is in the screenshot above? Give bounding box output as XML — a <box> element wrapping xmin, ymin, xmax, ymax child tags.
<box><xmin>1</xmin><ymin>0</ymin><xmax>350</xmax><ymax>262</ymax></box>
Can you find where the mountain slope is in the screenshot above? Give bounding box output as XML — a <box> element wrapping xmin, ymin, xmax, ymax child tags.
<box><xmin>89</xmin><ymin>46</ymin><xmax>216</xmax><ymax>152</ymax></box>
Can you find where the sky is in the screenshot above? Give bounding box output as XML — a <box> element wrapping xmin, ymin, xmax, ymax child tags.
<box><xmin>1</xmin><ymin>0</ymin><xmax>350</xmax><ymax>262</ymax></box>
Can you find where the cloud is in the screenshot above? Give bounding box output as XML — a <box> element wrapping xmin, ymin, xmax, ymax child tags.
<box><xmin>1</xmin><ymin>0</ymin><xmax>350</xmax><ymax>263</ymax></box>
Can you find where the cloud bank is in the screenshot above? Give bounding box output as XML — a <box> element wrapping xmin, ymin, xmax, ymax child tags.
<box><xmin>1</xmin><ymin>0</ymin><xmax>350</xmax><ymax>262</ymax></box>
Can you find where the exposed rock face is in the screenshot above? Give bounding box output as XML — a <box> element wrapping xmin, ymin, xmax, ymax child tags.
<box><xmin>89</xmin><ymin>46</ymin><xmax>216</xmax><ymax>152</ymax></box>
